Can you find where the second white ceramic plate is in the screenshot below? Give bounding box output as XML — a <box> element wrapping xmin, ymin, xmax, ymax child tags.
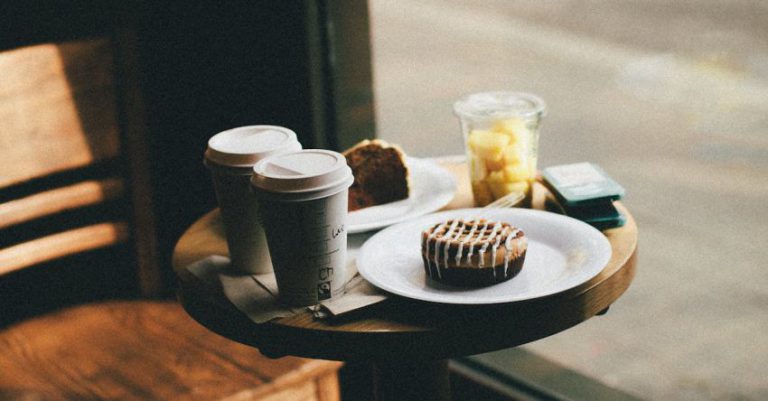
<box><xmin>347</xmin><ymin>158</ymin><xmax>457</xmax><ymax>234</ymax></box>
<box><xmin>357</xmin><ymin>208</ymin><xmax>612</xmax><ymax>304</ymax></box>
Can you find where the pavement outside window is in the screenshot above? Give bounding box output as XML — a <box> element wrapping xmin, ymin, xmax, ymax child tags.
<box><xmin>369</xmin><ymin>1</ymin><xmax>768</xmax><ymax>400</ymax></box>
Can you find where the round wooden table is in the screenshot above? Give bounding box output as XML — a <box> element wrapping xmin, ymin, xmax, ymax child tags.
<box><xmin>172</xmin><ymin>162</ymin><xmax>638</xmax><ymax>401</ymax></box>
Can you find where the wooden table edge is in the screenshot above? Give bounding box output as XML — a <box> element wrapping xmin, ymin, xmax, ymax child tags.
<box><xmin>172</xmin><ymin>162</ymin><xmax>638</xmax><ymax>362</ymax></box>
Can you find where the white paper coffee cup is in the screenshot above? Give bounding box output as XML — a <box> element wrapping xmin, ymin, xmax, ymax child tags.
<box><xmin>204</xmin><ymin>126</ymin><xmax>302</xmax><ymax>274</ymax></box>
<box><xmin>251</xmin><ymin>149</ymin><xmax>354</xmax><ymax>306</ymax></box>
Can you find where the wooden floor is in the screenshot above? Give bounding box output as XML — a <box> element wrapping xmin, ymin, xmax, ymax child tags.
<box><xmin>370</xmin><ymin>1</ymin><xmax>768</xmax><ymax>400</ymax></box>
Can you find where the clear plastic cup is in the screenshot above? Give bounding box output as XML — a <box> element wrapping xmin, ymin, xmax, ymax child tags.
<box><xmin>453</xmin><ymin>92</ymin><xmax>546</xmax><ymax>207</ymax></box>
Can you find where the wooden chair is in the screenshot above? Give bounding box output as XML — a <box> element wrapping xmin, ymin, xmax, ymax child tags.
<box><xmin>0</xmin><ymin>25</ymin><xmax>341</xmax><ymax>401</ymax></box>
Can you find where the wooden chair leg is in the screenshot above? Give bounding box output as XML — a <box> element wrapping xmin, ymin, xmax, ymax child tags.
<box><xmin>315</xmin><ymin>370</ymin><xmax>342</xmax><ymax>401</ymax></box>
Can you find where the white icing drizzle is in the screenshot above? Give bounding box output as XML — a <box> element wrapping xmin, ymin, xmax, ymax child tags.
<box><xmin>426</xmin><ymin>224</ymin><xmax>442</xmax><ymax>277</ymax></box>
<box><xmin>503</xmin><ymin>228</ymin><xmax>519</xmax><ymax>275</ymax></box>
<box><xmin>467</xmin><ymin>221</ymin><xmax>488</xmax><ymax>266</ymax></box>
<box><xmin>505</xmin><ymin>229</ymin><xmax>519</xmax><ymax>250</ymax></box>
<box><xmin>455</xmin><ymin>221</ymin><xmax>478</xmax><ymax>265</ymax></box>
<box><xmin>503</xmin><ymin>251</ymin><xmax>510</xmax><ymax>275</ymax></box>
<box><xmin>422</xmin><ymin>254</ymin><xmax>433</xmax><ymax>277</ymax></box>
<box><xmin>491</xmin><ymin>226</ymin><xmax>507</xmax><ymax>276</ymax></box>
<box><xmin>431</xmin><ymin>220</ymin><xmax>456</xmax><ymax>279</ymax></box>
<box><xmin>433</xmin><ymin>240</ymin><xmax>442</xmax><ymax>279</ymax></box>
<box><xmin>442</xmin><ymin>219</ymin><xmax>462</xmax><ymax>266</ymax></box>
<box><xmin>478</xmin><ymin>222</ymin><xmax>502</xmax><ymax>268</ymax></box>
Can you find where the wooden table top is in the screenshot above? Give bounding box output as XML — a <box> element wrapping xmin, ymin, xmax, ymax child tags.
<box><xmin>173</xmin><ymin>161</ymin><xmax>637</xmax><ymax>362</ymax></box>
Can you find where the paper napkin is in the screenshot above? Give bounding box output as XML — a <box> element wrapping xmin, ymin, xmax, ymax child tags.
<box><xmin>185</xmin><ymin>255</ymin><xmax>388</xmax><ymax>324</ymax></box>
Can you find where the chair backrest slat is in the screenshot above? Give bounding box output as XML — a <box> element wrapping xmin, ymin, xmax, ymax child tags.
<box><xmin>0</xmin><ymin>39</ymin><xmax>120</xmax><ymax>189</ymax></box>
<box><xmin>0</xmin><ymin>222</ymin><xmax>130</xmax><ymax>276</ymax></box>
<box><xmin>0</xmin><ymin>178</ymin><xmax>124</xmax><ymax>230</ymax></box>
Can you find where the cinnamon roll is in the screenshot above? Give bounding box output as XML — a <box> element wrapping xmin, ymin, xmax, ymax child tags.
<box><xmin>421</xmin><ymin>218</ymin><xmax>527</xmax><ymax>286</ymax></box>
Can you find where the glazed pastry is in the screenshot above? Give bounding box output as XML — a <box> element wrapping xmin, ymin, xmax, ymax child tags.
<box><xmin>421</xmin><ymin>218</ymin><xmax>527</xmax><ymax>286</ymax></box>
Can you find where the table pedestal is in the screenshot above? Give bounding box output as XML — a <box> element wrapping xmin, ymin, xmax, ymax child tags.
<box><xmin>373</xmin><ymin>359</ymin><xmax>451</xmax><ymax>401</ymax></box>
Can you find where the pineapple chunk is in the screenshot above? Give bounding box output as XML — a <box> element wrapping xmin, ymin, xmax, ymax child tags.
<box><xmin>487</xmin><ymin>171</ymin><xmax>530</xmax><ymax>199</ymax></box>
<box><xmin>503</xmin><ymin>163</ymin><xmax>531</xmax><ymax>182</ymax></box>
<box><xmin>504</xmin><ymin>181</ymin><xmax>531</xmax><ymax>197</ymax></box>
<box><xmin>499</xmin><ymin>182</ymin><xmax>530</xmax><ymax>199</ymax></box>
<box><xmin>484</xmin><ymin>155</ymin><xmax>505</xmax><ymax>171</ymax></box>
<box><xmin>468</xmin><ymin>129</ymin><xmax>510</xmax><ymax>161</ymax></box>
<box><xmin>471</xmin><ymin>180</ymin><xmax>494</xmax><ymax>206</ymax></box>
<box><xmin>486</xmin><ymin>171</ymin><xmax>508</xmax><ymax>199</ymax></box>
<box><xmin>493</xmin><ymin>118</ymin><xmax>529</xmax><ymax>139</ymax></box>
<box><xmin>494</xmin><ymin>118</ymin><xmax>531</xmax><ymax>151</ymax></box>
<box><xmin>502</xmin><ymin>142</ymin><xmax>525</xmax><ymax>165</ymax></box>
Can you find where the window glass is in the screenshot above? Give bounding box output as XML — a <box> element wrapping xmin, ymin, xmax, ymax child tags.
<box><xmin>370</xmin><ymin>1</ymin><xmax>768</xmax><ymax>400</ymax></box>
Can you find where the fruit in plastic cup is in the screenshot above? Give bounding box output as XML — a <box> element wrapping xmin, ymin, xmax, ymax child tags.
<box><xmin>453</xmin><ymin>92</ymin><xmax>546</xmax><ymax>207</ymax></box>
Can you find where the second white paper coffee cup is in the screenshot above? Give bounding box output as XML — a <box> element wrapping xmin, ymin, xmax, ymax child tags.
<box><xmin>251</xmin><ymin>149</ymin><xmax>354</xmax><ymax>307</ymax></box>
<box><xmin>204</xmin><ymin>125</ymin><xmax>302</xmax><ymax>274</ymax></box>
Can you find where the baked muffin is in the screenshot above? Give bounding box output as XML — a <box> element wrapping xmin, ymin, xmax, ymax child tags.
<box><xmin>421</xmin><ymin>218</ymin><xmax>527</xmax><ymax>286</ymax></box>
<box><xmin>343</xmin><ymin>139</ymin><xmax>410</xmax><ymax>211</ymax></box>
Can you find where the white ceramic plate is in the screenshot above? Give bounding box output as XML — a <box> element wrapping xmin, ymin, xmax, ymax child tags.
<box><xmin>347</xmin><ymin>158</ymin><xmax>457</xmax><ymax>234</ymax></box>
<box><xmin>357</xmin><ymin>208</ymin><xmax>612</xmax><ymax>304</ymax></box>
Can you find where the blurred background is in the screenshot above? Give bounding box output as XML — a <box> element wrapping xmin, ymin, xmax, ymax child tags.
<box><xmin>3</xmin><ymin>1</ymin><xmax>765</xmax><ymax>400</ymax></box>
<box><xmin>370</xmin><ymin>1</ymin><xmax>768</xmax><ymax>400</ymax></box>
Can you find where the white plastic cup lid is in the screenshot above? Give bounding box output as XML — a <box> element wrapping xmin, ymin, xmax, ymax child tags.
<box><xmin>204</xmin><ymin>125</ymin><xmax>302</xmax><ymax>168</ymax></box>
<box><xmin>251</xmin><ymin>149</ymin><xmax>353</xmax><ymax>201</ymax></box>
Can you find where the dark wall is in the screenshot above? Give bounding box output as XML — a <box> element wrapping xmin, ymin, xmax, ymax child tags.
<box><xmin>136</xmin><ymin>2</ymin><xmax>376</xmax><ymax>288</ymax></box>
<box><xmin>136</xmin><ymin>2</ymin><xmax>321</xmax><ymax>285</ymax></box>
